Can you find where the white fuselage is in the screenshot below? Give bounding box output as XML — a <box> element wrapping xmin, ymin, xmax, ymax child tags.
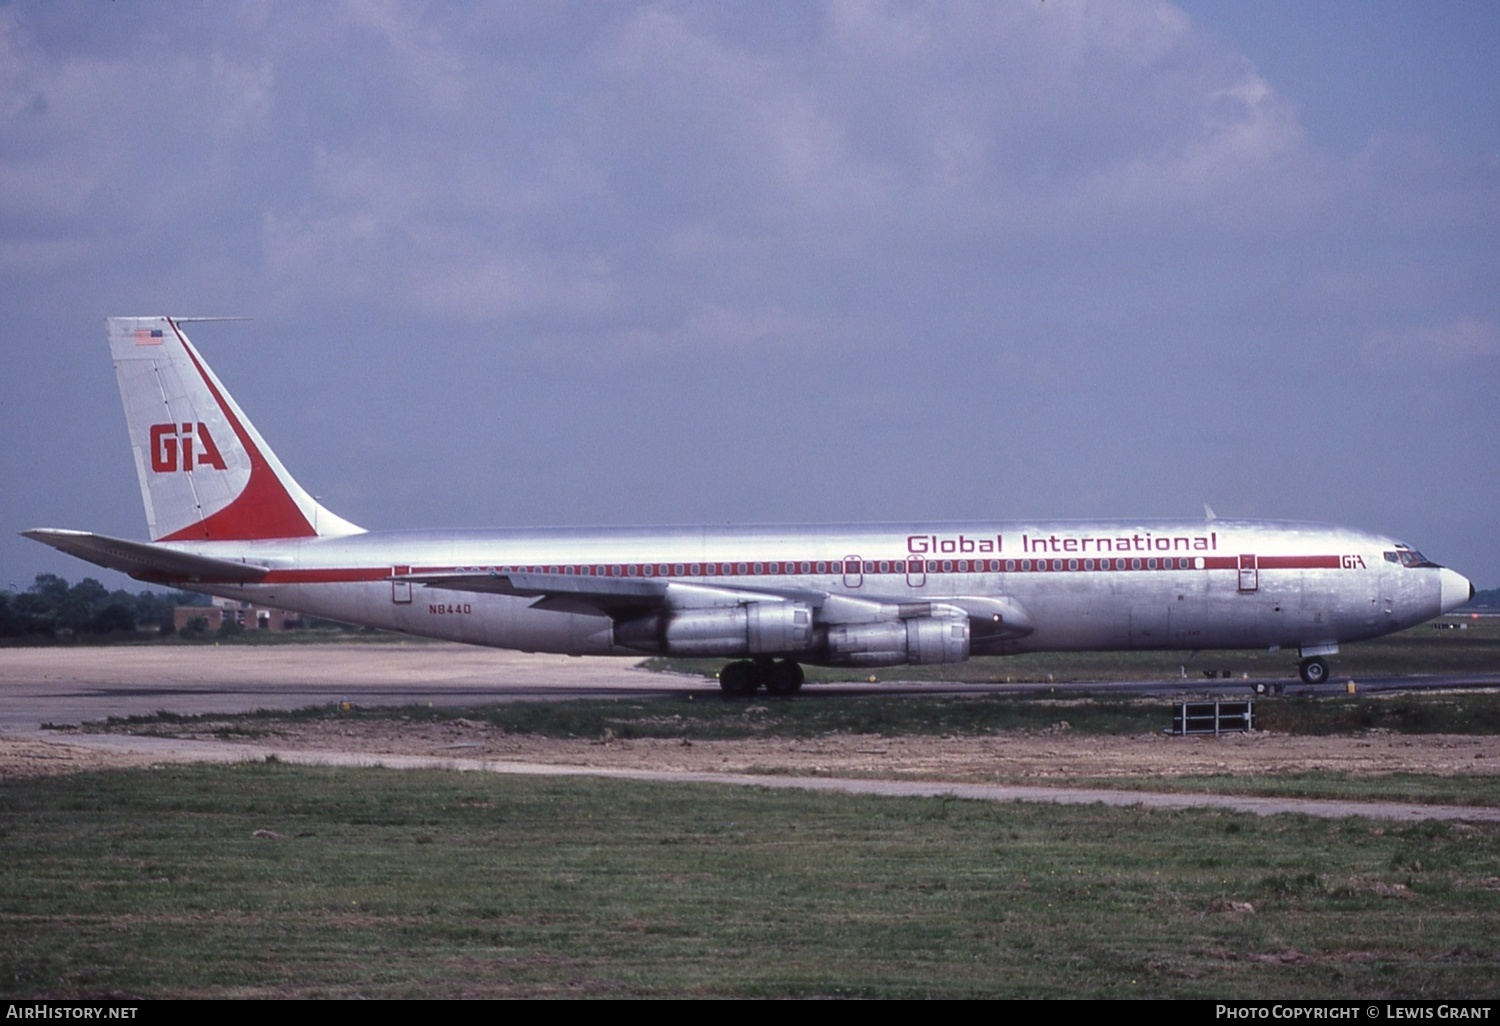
<box><xmin>167</xmin><ymin>517</ymin><xmax>1465</xmax><ymax>663</ymax></box>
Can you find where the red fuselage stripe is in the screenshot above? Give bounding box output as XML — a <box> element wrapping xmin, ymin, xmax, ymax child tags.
<box><xmin>244</xmin><ymin>553</ymin><xmax>1352</xmax><ymax>586</ymax></box>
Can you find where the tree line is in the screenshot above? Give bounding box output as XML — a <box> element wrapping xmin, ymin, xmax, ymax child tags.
<box><xmin>0</xmin><ymin>574</ymin><xmax>208</xmax><ymax>639</ymax></box>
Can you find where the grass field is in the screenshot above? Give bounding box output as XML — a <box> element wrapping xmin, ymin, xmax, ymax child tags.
<box><xmin>9</xmin><ymin>620</ymin><xmax>1498</xmax><ymax>998</ymax></box>
<box><xmin>89</xmin><ymin>689</ymin><xmax>1500</xmax><ymax>808</ymax></box>
<box><xmin>98</xmin><ymin>687</ymin><xmax>1500</xmax><ymax>741</ymax></box>
<box><xmin>3</xmin><ymin>763</ymin><xmax>1499</xmax><ymax>999</ymax></box>
<box><xmin>649</xmin><ymin>616</ymin><xmax>1500</xmax><ymax>683</ymax></box>
<box><xmin>1047</xmin><ymin>773</ymin><xmax>1500</xmax><ymax>808</ymax></box>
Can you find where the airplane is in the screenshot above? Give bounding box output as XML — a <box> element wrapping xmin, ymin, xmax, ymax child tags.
<box><xmin>24</xmin><ymin>316</ymin><xmax>1475</xmax><ymax>695</ymax></box>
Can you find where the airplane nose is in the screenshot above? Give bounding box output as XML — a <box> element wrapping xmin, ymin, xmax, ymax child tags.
<box><xmin>1438</xmin><ymin>568</ymin><xmax>1474</xmax><ymax>614</ymax></box>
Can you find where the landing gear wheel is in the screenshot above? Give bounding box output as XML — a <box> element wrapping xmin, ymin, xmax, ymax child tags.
<box><xmin>765</xmin><ymin>660</ymin><xmax>804</xmax><ymax>696</ymax></box>
<box><xmin>718</xmin><ymin>660</ymin><xmax>758</xmax><ymax>696</ymax></box>
<box><xmin>1298</xmin><ymin>657</ymin><xmax>1330</xmax><ymax>685</ymax></box>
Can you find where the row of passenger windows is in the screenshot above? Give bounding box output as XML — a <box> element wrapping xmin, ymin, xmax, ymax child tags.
<box><xmin>501</xmin><ymin>556</ymin><xmax>1208</xmax><ymax>576</ymax></box>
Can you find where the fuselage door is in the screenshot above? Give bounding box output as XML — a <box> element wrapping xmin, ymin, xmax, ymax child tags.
<box><xmin>842</xmin><ymin>555</ymin><xmax>863</xmax><ymax>589</ymax></box>
<box><xmin>906</xmin><ymin>557</ymin><xmax>926</xmax><ymax>588</ymax></box>
<box><xmin>1237</xmin><ymin>554</ymin><xmax>1258</xmax><ymax>593</ymax></box>
<box><xmin>392</xmin><ymin>565</ymin><xmax>413</xmax><ymax>604</ymax></box>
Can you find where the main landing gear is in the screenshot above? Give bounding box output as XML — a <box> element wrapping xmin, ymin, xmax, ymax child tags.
<box><xmin>718</xmin><ymin>658</ymin><xmax>805</xmax><ymax>696</ymax></box>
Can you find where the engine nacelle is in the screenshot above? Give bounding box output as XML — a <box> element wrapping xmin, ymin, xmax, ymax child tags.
<box><xmin>615</xmin><ymin>602</ymin><xmax>814</xmax><ymax>657</ymax></box>
<box><xmin>824</xmin><ymin>614</ymin><xmax>970</xmax><ymax>667</ymax></box>
<box><xmin>906</xmin><ymin>614</ymin><xmax>972</xmax><ymax>664</ymax></box>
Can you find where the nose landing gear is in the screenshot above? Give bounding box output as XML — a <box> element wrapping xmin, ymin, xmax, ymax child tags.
<box><xmin>1298</xmin><ymin>656</ymin><xmax>1330</xmax><ymax>685</ymax></box>
<box><xmin>1255</xmin><ymin>654</ymin><xmax>1334</xmax><ymax>693</ymax></box>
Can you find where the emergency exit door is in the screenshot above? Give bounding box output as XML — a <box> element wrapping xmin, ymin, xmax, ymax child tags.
<box><xmin>1237</xmin><ymin>554</ymin><xmax>1258</xmax><ymax>592</ymax></box>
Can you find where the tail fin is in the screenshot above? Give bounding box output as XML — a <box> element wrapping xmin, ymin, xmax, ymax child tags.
<box><xmin>108</xmin><ymin>316</ymin><xmax>363</xmax><ymax>542</ymax></box>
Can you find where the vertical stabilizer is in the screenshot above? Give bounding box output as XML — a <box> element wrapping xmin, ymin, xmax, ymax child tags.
<box><xmin>107</xmin><ymin>317</ymin><xmax>363</xmax><ymax>542</ymax></box>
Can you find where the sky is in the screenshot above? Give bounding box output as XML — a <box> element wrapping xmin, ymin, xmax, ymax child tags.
<box><xmin>1</xmin><ymin>0</ymin><xmax>1496</xmax><ymax>593</ymax></box>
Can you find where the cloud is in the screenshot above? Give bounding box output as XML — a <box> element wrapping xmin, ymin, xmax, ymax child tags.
<box><xmin>3</xmin><ymin>2</ymin><xmax>1497</xmax><ymax>587</ymax></box>
<box><xmin>0</xmin><ymin>1</ymin><xmax>1308</xmax><ymax>332</ymax></box>
<box><xmin>1361</xmin><ymin>317</ymin><xmax>1500</xmax><ymax>368</ymax></box>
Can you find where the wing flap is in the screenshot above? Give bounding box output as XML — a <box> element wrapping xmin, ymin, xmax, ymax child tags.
<box><xmin>396</xmin><ymin>570</ymin><xmax>666</xmax><ymax>616</ymax></box>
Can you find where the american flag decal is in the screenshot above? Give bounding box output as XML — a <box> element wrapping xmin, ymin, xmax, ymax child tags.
<box><xmin>133</xmin><ymin>328</ymin><xmax>164</xmax><ymax>345</ymax></box>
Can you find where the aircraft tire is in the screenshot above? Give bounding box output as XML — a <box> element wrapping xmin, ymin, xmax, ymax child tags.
<box><xmin>1298</xmin><ymin>657</ymin><xmax>1330</xmax><ymax>685</ymax></box>
<box><xmin>719</xmin><ymin>661</ymin><xmax>758</xmax><ymax>696</ymax></box>
<box><xmin>765</xmin><ymin>660</ymin><xmax>804</xmax><ymax>696</ymax></box>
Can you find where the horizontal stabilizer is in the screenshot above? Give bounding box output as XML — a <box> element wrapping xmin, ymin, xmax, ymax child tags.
<box><xmin>21</xmin><ymin>529</ymin><xmax>270</xmax><ymax>584</ymax></box>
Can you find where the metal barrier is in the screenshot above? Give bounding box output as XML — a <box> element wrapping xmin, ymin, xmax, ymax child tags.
<box><xmin>1168</xmin><ymin>700</ymin><xmax>1254</xmax><ymax>736</ymax></box>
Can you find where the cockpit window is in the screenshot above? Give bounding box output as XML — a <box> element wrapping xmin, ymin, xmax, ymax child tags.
<box><xmin>1392</xmin><ymin>544</ymin><xmax>1441</xmax><ymax>569</ymax></box>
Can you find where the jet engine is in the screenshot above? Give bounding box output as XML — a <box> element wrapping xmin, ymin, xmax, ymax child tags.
<box><xmin>615</xmin><ymin>602</ymin><xmax>814</xmax><ymax>657</ymax></box>
<box><xmin>824</xmin><ymin>613</ymin><xmax>970</xmax><ymax>666</ymax></box>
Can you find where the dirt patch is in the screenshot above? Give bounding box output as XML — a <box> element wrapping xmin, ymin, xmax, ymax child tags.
<box><xmin>0</xmin><ymin>735</ymin><xmax>166</xmax><ymax>777</ymax></box>
<box><xmin>5</xmin><ymin>718</ymin><xmax>1499</xmax><ymax>782</ymax></box>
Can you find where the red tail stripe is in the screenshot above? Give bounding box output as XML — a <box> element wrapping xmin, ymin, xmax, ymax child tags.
<box><xmin>158</xmin><ymin>321</ymin><xmax>317</xmax><ymax>542</ymax></box>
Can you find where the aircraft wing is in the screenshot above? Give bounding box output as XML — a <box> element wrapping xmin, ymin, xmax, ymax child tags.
<box><xmin>396</xmin><ymin>569</ymin><xmax>824</xmax><ymax>617</ymax></box>
<box><xmin>396</xmin><ymin>569</ymin><xmax>1032</xmax><ymax>637</ymax></box>
<box><xmin>20</xmin><ymin>529</ymin><xmax>270</xmax><ymax>584</ymax></box>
